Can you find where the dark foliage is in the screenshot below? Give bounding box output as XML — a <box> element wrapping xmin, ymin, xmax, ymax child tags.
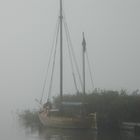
<box><xmin>18</xmin><ymin>110</ymin><xmax>42</xmax><ymax>128</ymax></box>
<box><xmin>53</xmin><ymin>89</ymin><xmax>140</xmax><ymax>130</ymax></box>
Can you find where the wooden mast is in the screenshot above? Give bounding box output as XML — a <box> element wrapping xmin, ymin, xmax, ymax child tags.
<box><xmin>60</xmin><ymin>0</ymin><xmax>63</xmax><ymax>102</ymax></box>
<box><xmin>82</xmin><ymin>32</ymin><xmax>86</xmax><ymax>95</ymax></box>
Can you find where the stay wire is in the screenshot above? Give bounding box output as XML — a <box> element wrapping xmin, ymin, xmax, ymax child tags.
<box><xmin>63</xmin><ymin>12</ymin><xmax>83</xmax><ymax>89</ymax></box>
<box><xmin>63</xmin><ymin>21</ymin><xmax>79</xmax><ymax>93</ymax></box>
<box><xmin>40</xmin><ymin>18</ymin><xmax>59</xmax><ymax>104</ymax></box>
<box><xmin>47</xmin><ymin>21</ymin><xmax>60</xmax><ymax>101</ymax></box>
<box><xmin>86</xmin><ymin>49</ymin><xmax>94</xmax><ymax>89</ymax></box>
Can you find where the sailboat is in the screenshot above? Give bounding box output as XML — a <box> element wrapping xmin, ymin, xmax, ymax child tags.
<box><xmin>38</xmin><ymin>0</ymin><xmax>97</xmax><ymax>129</ymax></box>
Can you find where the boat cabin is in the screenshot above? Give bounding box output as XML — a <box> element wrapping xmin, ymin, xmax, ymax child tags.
<box><xmin>43</xmin><ymin>101</ymin><xmax>89</xmax><ymax>118</ymax></box>
<box><xmin>58</xmin><ymin>101</ymin><xmax>87</xmax><ymax>117</ymax></box>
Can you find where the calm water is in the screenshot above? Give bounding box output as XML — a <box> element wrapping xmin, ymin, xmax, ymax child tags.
<box><xmin>1</xmin><ymin>112</ymin><xmax>140</xmax><ymax>140</ymax></box>
<box><xmin>16</xmin><ymin>124</ymin><xmax>140</xmax><ymax>140</ymax></box>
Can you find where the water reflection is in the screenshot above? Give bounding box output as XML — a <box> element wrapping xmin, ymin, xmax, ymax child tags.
<box><xmin>19</xmin><ymin>121</ymin><xmax>140</xmax><ymax>140</ymax></box>
<box><xmin>19</xmin><ymin>118</ymin><xmax>97</xmax><ymax>140</ymax></box>
<box><xmin>38</xmin><ymin>128</ymin><xmax>97</xmax><ymax>140</ymax></box>
<box><xmin>120</xmin><ymin>130</ymin><xmax>140</xmax><ymax>140</ymax></box>
<box><xmin>21</xmin><ymin>124</ymin><xmax>140</xmax><ymax>140</ymax></box>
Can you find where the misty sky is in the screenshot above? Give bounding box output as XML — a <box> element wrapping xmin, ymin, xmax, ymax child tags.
<box><xmin>0</xmin><ymin>0</ymin><xmax>139</xmax><ymax>110</ymax></box>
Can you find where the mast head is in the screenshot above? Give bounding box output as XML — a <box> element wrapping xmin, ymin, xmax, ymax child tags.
<box><xmin>82</xmin><ymin>32</ymin><xmax>85</xmax><ymax>38</ymax></box>
<box><xmin>82</xmin><ymin>32</ymin><xmax>86</xmax><ymax>50</ymax></box>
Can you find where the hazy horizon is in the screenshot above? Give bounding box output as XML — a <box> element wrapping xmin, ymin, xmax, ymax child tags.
<box><xmin>0</xmin><ymin>0</ymin><xmax>139</xmax><ymax>110</ymax></box>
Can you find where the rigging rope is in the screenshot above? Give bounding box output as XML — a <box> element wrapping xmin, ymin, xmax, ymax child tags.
<box><xmin>86</xmin><ymin>50</ymin><xmax>94</xmax><ymax>89</ymax></box>
<box><xmin>63</xmin><ymin>11</ymin><xmax>94</xmax><ymax>91</ymax></box>
<box><xmin>63</xmin><ymin>13</ymin><xmax>83</xmax><ymax>90</ymax></box>
<box><xmin>63</xmin><ymin>21</ymin><xmax>79</xmax><ymax>93</ymax></box>
<box><xmin>63</xmin><ymin>10</ymin><xmax>94</xmax><ymax>91</ymax></box>
<box><xmin>47</xmin><ymin>21</ymin><xmax>60</xmax><ymax>101</ymax></box>
<box><xmin>40</xmin><ymin>18</ymin><xmax>59</xmax><ymax>104</ymax></box>
<box><xmin>40</xmin><ymin>8</ymin><xmax>95</xmax><ymax>103</ymax></box>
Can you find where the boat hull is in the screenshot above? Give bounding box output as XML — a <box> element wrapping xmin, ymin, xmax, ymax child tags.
<box><xmin>39</xmin><ymin>111</ymin><xmax>97</xmax><ymax>129</ymax></box>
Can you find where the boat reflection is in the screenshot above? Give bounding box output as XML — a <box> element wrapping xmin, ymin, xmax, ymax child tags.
<box><xmin>38</xmin><ymin>128</ymin><xmax>97</xmax><ymax>140</ymax></box>
<box><xmin>19</xmin><ymin>121</ymin><xmax>140</xmax><ymax>140</ymax></box>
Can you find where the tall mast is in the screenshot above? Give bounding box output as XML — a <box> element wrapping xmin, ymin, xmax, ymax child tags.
<box><xmin>60</xmin><ymin>0</ymin><xmax>63</xmax><ymax>102</ymax></box>
<box><xmin>82</xmin><ymin>32</ymin><xmax>86</xmax><ymax>95</ymax></box>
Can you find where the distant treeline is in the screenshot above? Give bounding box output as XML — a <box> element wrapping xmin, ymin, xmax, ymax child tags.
<box><xmin>54</xmin><ymin>89</ymin><xmax>140</xmax><ymax>130</ymax></box>
<box><xmin>19</xmin><ymin>89</ymin><xmax>140</xmax><ymax>130</ymax></box>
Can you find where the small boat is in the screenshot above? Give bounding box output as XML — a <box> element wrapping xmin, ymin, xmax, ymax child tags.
<box><xmin>38</xmin><ymin>0</ymin><xmax>97</xmax><ymax>129</ymax></box>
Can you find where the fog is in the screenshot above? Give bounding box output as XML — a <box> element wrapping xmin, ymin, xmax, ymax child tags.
<box><xmin>0</xmin><ymin>0</ymin><xmax>139</xmax><ymax>113</ymax></box>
